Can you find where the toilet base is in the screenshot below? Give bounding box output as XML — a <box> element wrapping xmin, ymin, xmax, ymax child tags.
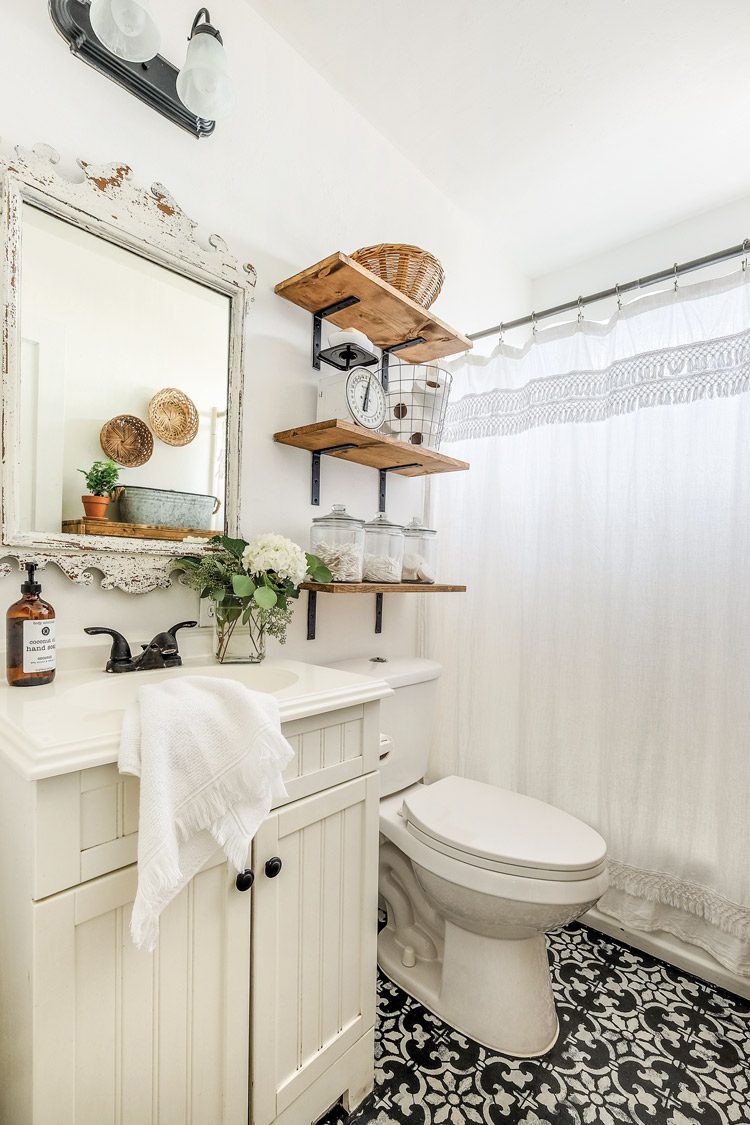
<box><xmin>378</xmin><ymin>920</ymin><xmax>559</xmax><ymax>1058</ymax></box>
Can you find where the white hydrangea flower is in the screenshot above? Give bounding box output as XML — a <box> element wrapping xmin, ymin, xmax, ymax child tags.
<box><xmin>242</xmin><ymin>533</ymin><xmax>308</xmax><ymax>586</ymax></box>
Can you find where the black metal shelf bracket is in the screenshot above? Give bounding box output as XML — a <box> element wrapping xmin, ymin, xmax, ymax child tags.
<box><xmin>311</xmin><ymin>444</ymin><xmax>358</xmax><ymax>505</ymax></box>
<box><xmin>380</xmin><ymin>336</ymin><xmax>427</xmax><ymax>391</ymax></box>
<box><xmin>312</xmin><ymin>296</ymin><xmax>361</xmax><ymax>370</ymax></box>
<box><xmin>375</xmin><ymin>593</ymin><xmax>384</xmax><ymax>634</ymax></box>
<box><xmin>378</xmin><ymin>464</ymin><xmax>421</xmax><ymax>513</ymax></box>
<box><xmin>307</xmin><ymin>590</ymin><xmax>318</xmax><ymax>640</ymax></box>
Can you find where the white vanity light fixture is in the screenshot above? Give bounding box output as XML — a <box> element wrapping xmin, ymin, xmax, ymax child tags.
<box><xmin>89</xmin><ymin>0</ymin><xmax>160</xmax><ymax>62</ymax></box>
<box><xmin>176</xmin><ymin>9</ymin><xmax>233</xmax><ymax>121</ymax></box>
<box><xmin>48</xmin><ymin>0</ymin><xmax>230</xmax><ymax>138</ymax></box>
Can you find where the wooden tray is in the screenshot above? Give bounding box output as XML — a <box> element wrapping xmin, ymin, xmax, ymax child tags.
<box><xmin>62</xmin><ymin>519</ymin><xmax>215</xmax><ymax>543</ymax></box>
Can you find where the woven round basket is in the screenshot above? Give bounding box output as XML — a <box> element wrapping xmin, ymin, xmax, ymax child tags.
<box><xmin>148</xmin><ymin>388</ymin><xmax>199</xmax><ymax>447</ymax></box>
<box><xmin>351</xmin><ymin>244</ymin><xmax>445</xmax><ymax>309</ymax></box>
<box><xmin>100</xmin><ymin>415</ymin><xmax>154</xmax><ymax>468</ymax></box>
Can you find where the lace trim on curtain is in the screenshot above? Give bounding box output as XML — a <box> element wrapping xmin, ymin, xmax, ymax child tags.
<box><xmin>608</xmin><ymin>859</ymin><xmax>750</xmax><ymax>940</ymax></box>
<box><xmin>444</xmin><ymin>328</ymin><xmax>750</xmax><ymax>442</ymax></box>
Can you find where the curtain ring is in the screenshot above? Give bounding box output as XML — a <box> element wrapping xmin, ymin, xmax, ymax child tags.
<box><xmin>531</xmin><ymin>312</ymin><xmax>537</xmax><ymax>338</ymax></box>
<box><xmin>498</xmin><ymin>321</ymin><xmax>505</xmax><ymax>344</ymax></box>
<box><xmin>742</xmin><ymin>239</ymin><xmax>749</xmax><ymax>273</ymax></box>
<box><xmin>615</xmin><ymin>283</ymin><xmax>622</xmax><ymax>311</ymax></box>
<box><xmin>673</xmin><ymin>263</ymin><xmax>679</xmax><ymax>292</ymax></box>
<box><xmin>577</xmin><ymin>296</ymin><xmax>584</xmax><ymax>323</ymax></box>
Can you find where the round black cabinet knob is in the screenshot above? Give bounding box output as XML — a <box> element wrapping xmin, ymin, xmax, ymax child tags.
<box><xmin>264</xmin><ymin>857</ymin><xmax>283</xmax><ymax>879</ymax></box>
<box><xmin>235</xmin><ymin>869</ymin><xmax>255</xmax><ymax>892</ymax></box>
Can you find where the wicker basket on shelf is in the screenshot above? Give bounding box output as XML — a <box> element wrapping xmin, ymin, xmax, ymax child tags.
<box><xmin>351</xmin><ymin>244</ymin><xmax>445</xmax><ymax>309</ymax></box>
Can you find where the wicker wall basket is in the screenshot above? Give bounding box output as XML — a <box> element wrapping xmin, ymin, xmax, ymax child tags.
<box><xmin>148</xmin><ymin>388</ymin><xmax>200</xmax><ymax>447</ymax></box>
<box><xmin>100</xmin><ymin>415</ymin><xmax>154</xmax><ymax>467</ymax></box>
<box><xmin>351</xmin><ymin>244</ymin><xmax>445</xmax><ymax>309</ymax></box>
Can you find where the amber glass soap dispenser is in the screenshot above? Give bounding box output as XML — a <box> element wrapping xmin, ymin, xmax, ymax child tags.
<box><xmin>6</xmin><ymin>563</ymin><xmax>56</xmax><ymax>686</ymax></box>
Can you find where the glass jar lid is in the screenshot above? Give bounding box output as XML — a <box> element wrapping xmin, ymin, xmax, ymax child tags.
<box><xmin>364</xmin><ymin>512</ymin><xmax>405</xmax><ymax>532</ymax></box>
<box><xmin>312</xmin><ymin>503</ymin><xmax>365</xmax><ymax>526</ymax></box>
<box><xmin>403</xmin><ymin>517</ymin><xmax>437</xmax><ymax>537</ymax></box>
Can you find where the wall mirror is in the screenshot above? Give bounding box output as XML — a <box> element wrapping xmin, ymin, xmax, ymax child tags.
<box><xmin>0</xmin><ymin>143</ymin><xmax>255</xmax><ymax>591</ymax></box>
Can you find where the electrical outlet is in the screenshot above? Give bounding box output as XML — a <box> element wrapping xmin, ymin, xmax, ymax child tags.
<box><xmin>199</xmin><ymin>600</ymin><xmax>216</xmax><ymax>628</ymax></box>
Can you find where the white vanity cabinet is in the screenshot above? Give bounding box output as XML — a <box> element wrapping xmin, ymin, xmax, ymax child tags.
<box><xmin>0</xmin><ymin>662</ymin><xmax>388</xmax><ymax>1125</ymax></box>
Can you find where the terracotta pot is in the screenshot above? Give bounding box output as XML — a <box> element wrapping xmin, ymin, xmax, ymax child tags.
<box><xmin>82</xmin><ymin>494</ymin><xmax>110</xmax><ymax>520</ymax></box>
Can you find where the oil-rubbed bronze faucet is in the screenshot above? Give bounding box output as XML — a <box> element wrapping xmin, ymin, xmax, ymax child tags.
<box><xmin>84</xmin><ymin>622</ymin><xmax>198</xmax><ymax>673</ymax></box>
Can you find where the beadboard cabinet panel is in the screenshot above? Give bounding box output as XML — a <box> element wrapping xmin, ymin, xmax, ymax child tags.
<box><xmin>31</xmin><ymin>857</ymin><xmax>251</xmax><ymax>1125</ymax></box>
<box><xmin>251</xmin><ymin>773</ymin><xmax>379</xmax><ymax>1125</ymax></box>
<box><xmin>32</xmin><ymin>704</ymin><xmax>379</xmax><ymax>900</ymax></box>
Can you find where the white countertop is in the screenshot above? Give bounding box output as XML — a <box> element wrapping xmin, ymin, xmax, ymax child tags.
<box><xmin>0</xmin><ymin>658</ymin><xmax>391</xmax><ymax>781</ymax></box>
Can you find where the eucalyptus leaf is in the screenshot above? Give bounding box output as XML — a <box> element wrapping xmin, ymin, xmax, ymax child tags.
<box><xmin>210</xmin><ymin>535</ymin><xmax>247</xmax><ymax>560</ymax></box>
<box><xmin>253</xmin><ymin>586</ymin><xmax>277</xmax><ymax>609</ymax></box>
<box><xmin>232</xmin><ymin>574</ymin><xmax>256</xmax><ymax>597</ymax></box>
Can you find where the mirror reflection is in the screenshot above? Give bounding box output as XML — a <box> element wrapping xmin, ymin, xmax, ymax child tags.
<box><xmin>19</xmin><ymin>204</ymin><xmax>231</xmax><ymax>543</ymax></box>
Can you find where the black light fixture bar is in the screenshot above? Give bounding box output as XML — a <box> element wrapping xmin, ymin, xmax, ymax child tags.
<box><xmin>49</xmin><ymin>0</ymin><xmax>215</xmax><ymax>139</ymax></box>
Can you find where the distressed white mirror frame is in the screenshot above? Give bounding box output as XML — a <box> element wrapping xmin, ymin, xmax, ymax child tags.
<box><xmin>0</xmin><ymin>142</ymin><xmax>256</xmax><ymax>593</ymax></box>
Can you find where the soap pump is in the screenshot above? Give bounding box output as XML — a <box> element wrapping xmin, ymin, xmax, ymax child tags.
<box><xmin>6</xmin><ymin>563</ymin><xmax>56</xmax><ymax>687</ymax></box>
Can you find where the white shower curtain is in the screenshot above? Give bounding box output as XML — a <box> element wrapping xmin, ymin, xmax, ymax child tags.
<box><xmin>426</xmin><ymin>273</ymin><xmax>750</xmax><ymax>976</ymax></box>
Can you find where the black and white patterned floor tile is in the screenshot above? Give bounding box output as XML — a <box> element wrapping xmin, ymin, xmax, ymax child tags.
<box><xmin>320</xmin><ymin>923</ymin><xmax>750</xmax><ymax>1125</ymax></box>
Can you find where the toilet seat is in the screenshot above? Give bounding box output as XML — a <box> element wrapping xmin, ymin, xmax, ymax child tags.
<box><xmin>401</xmin><ymin>776</ymin><xmax>607</xmax><ymax>882</ymax></box>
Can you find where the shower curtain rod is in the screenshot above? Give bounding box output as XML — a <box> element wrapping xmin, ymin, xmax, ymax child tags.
<box><xmin>467</xmin><ymin>239</ymin><xmax>750</xmax><ymax>342</ymax></box>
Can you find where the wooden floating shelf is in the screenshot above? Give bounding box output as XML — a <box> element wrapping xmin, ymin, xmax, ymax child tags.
<box><xmin>301</xmin><ymin>582</ymin><xmax>466</xmax><ymax>594</ymax></box>
<box><xmin>62</xmin><ymin>518</ymin><xmax>215</xmax><ymax>542</ymax></box>
<box><xmin>275</xmin><ymin>252</ymin><xmax>472</xmax><ymax>364</ymax></box>
<box><xmin>274</xmin><ymin>419</ymin><xmax>469</xmax><ymax>477</ymax></box>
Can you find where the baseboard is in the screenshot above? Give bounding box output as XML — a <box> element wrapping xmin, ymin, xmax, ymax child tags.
<box><xmin>582</xmin><ymin>907</ymin><xmax>750</xmax><ymax>1000</ymax></box>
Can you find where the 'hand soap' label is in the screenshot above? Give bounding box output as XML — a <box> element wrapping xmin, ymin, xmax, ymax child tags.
<box><xmin>23</xmin><ymin>620</ymin><xmax>56</xmax><ymax>673</ymax></box>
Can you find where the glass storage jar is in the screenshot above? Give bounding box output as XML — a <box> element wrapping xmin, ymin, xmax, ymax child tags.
<box><xmin>363</xmin><ymin>513</ymin><xmax>404</xmax><ymax>583</ymax></box>
<box><xmin>401</xmin><ymin>518</ymin><xmax>437</xmax><ymax>583</ymax></box>
<box><xmin>310</xmin><ymin>504</ymin><xmax>364</xmax><ymax>582</ymax></box>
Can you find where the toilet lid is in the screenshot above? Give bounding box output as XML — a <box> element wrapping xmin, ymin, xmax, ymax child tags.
<box><xmin>401</xmin><ymin>777</ymin><xmax>606</xmax><ymax>877</ymax></box>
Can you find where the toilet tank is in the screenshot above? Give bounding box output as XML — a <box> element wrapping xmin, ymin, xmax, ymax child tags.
<box><xmin>328</xmin><ymin>657</ymin><xmax>442</xmax><ymax>796</ymax></box>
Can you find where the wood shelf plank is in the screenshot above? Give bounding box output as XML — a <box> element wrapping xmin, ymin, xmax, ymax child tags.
<box><xmin>275</xmin><ymin>252</ymin><xmax>472</xmax><ymax>364</ymax></box>
<box><xmin>273</xmin><ymin>419</ymin><xmax>469</xmax><ymax>476</ymax></box>
<box><xmin>61</xmin><ymin>519</ymin><xmax>215</xmax><ymax>542</ymax></box>
<box><xmin>301</xmin><ymin>582</ymin><xmax>466</xmax><ymax>594</ymax></box>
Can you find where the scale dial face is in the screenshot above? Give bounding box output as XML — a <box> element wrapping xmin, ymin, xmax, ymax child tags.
<box><xmin>346</xmin><ymin>366</ymin><xmax>387</xmax><ymax>430</ymax></box>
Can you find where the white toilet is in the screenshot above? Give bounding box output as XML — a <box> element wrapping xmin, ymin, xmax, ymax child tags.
<box><xmin>333</xmin><ymin>657</ymin><xmax>609</xmax><ymax>1057</ymax></box>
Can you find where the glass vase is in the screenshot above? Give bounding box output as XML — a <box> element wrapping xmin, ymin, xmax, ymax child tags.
<box><xmin>213</xmin><ymin>600</ymin><xmax>267</xmax><ymax>664</ymax></box>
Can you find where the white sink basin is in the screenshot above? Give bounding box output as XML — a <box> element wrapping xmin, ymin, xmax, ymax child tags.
<box><xmin>61</xmin><ymin>664</ymin><xmax>300</xmax><ymax>715</ymax></box>
<box><xmin>0</xmin><ymin>657</ymin><xmax>392</xmax><ymax>780</ymax></box>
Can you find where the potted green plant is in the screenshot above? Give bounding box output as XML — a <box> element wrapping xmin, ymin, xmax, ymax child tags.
<box><xmin>177</xmin><ymin>533</ymin><xmax>331</xmax><ymax>663</ymax></box>
<box><xmin>78</xmin><ymin>459</ymin><xmax>120</xmax><ymax>520</ymax></box>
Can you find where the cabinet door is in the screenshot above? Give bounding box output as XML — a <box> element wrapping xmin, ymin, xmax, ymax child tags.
<box><xmin>32</xmin><ymin>855</ymin><xmax>251</xmax><ymax>1125</ymax></box>
<box><xmin>251</xmin><ymin>774</ymin><xmax>379</xmax><ymax>1125</ymax></box>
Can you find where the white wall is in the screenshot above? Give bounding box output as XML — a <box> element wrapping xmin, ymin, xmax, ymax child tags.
<box><xmin>0</xmin><ymin>2</ymin><xmax>528</xmax><ymax>662</ymax></box>
<box><xmin>532</xmin><ymin>194</ymin><xmax>750</xmax><ymax>327</ymax></box>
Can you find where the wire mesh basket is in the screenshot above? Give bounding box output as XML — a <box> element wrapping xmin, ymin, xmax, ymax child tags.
<box><xmin>381</xmin><ymin>362</ymin><xmax>452</xmax><ymax>450</ymax></box>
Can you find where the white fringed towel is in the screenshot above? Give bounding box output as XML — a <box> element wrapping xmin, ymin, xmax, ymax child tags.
<box><xmin>118</xmin><ymin>675</ymin><xmax>294</xmax><ymax>951</ymax></box>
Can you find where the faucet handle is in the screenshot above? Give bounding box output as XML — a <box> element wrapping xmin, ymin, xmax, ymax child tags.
<box><xmin>84</xmin><ymin>627</ymin><xmax>133</xmax><ymax>673</ymax></box>
<box><xmin>166</xmin><ymin>621</ymin><xmax>198</xmax><ymax>641</ymax></box>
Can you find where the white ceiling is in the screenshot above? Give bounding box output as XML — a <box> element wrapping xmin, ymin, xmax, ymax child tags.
<box><xmin>246</xmin><ymin>0</ymin><xmax>750</xmax><ymax>278</ymax></box>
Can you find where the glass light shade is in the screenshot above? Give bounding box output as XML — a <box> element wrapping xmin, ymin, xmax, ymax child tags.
<box><xmin>89</xmin><ymin>0</ymin><xmax>161</xmax><ymax>62</ymax></box>
<box><xmin>176</xmin><ymin>31</ymin><xmax>233</xmax><ymax>120</ymax></box>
